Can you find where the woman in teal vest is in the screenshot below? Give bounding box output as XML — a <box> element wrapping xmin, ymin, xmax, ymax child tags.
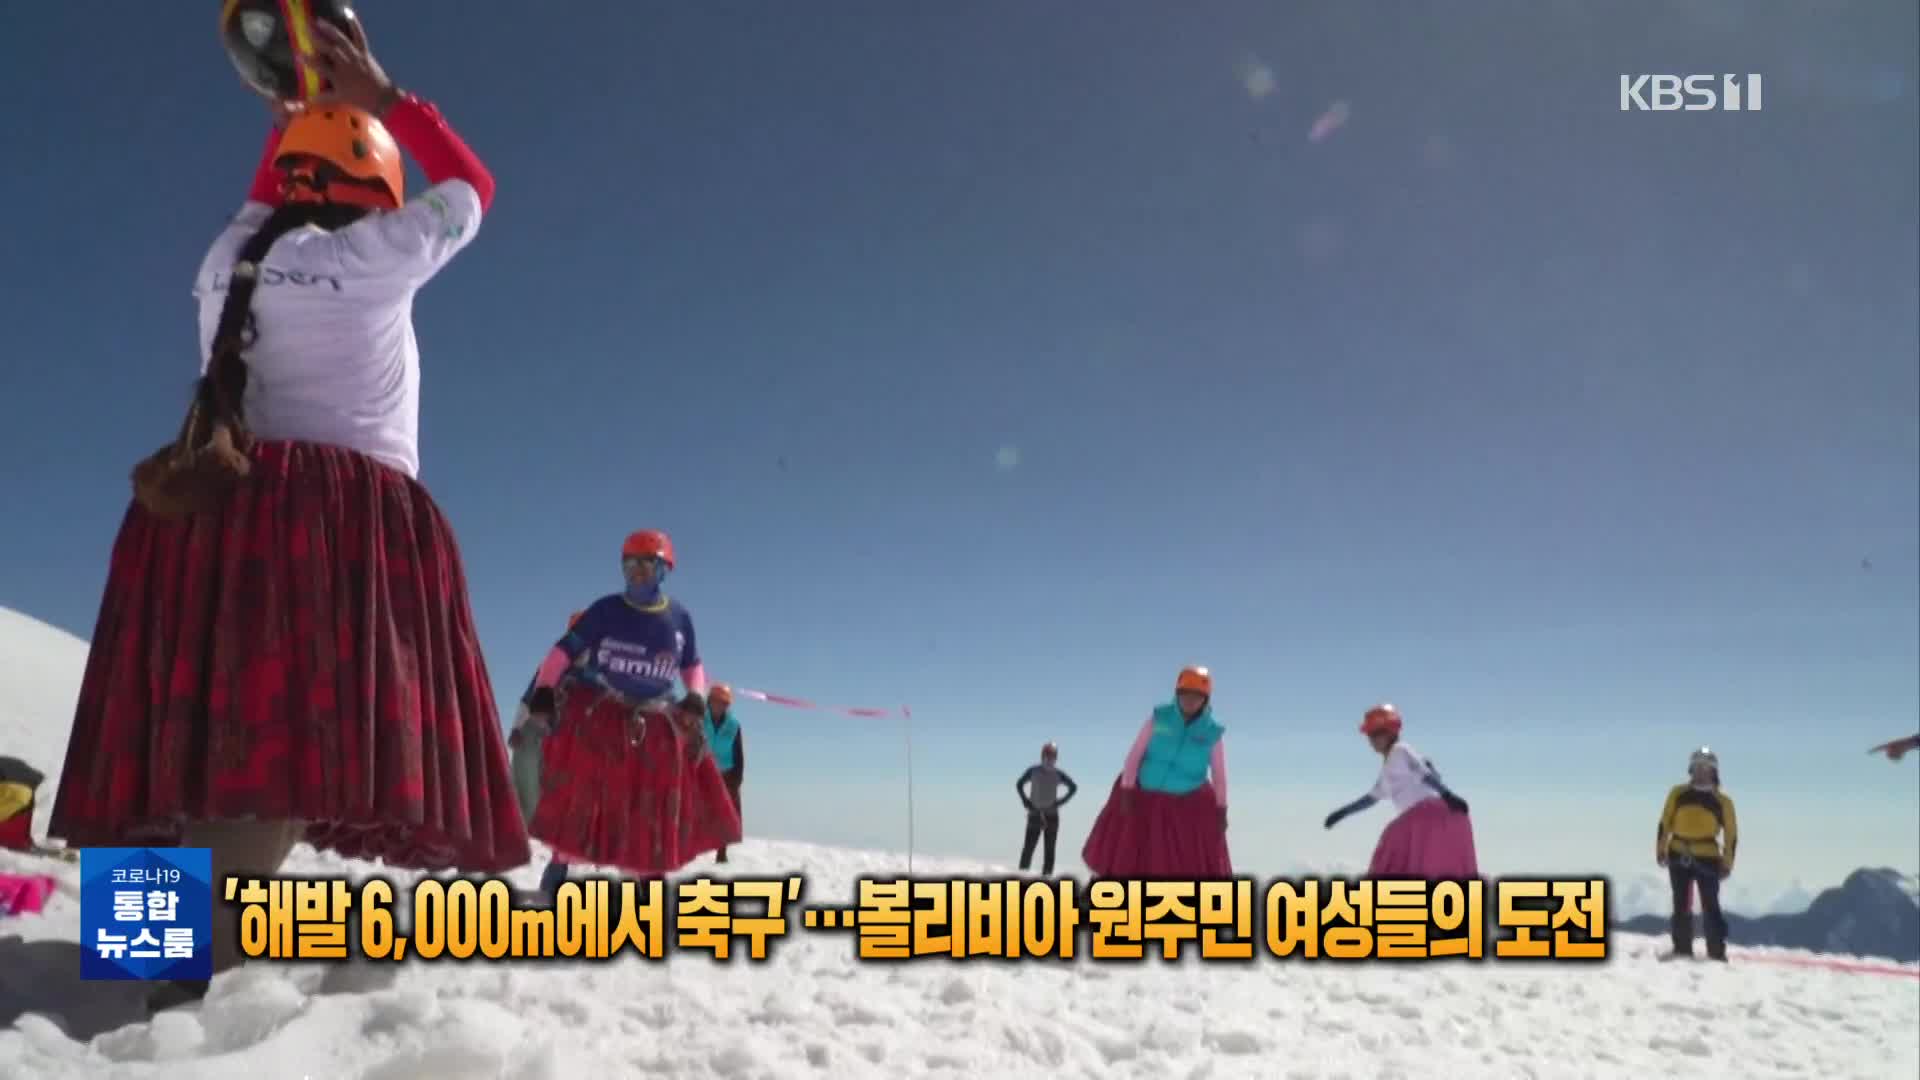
<box><xmin>1081</xmin><ymin>666</ymin><xmax>1232</xmax><ymax>878</ymax></box>
<box><xmin>704</xmin><ymin>684</ymin><xmax>745</xmax><ymax>863</ymax></box>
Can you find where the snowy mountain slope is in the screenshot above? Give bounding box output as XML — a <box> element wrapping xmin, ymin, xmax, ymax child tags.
<box><xmin>0</xmin><ymin>606</ymin><xmax>85</xmax><ymax>844</ymax></box>
<box><xmin>2</xmin><ymin>605</ymin><xmax>1918</xmax><ymax>1079</ymax></box>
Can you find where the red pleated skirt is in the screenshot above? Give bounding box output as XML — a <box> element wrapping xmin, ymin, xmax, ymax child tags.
<box><xmin>528</xmin><ymin>682</ymin><xmax>742</xmax><ymax>875</ymax></box>
<box><xmin>47</xmin><ymin>440</ymin><xmax>532</xmax><ymax>872</ymax></box>
<box><xmin>1366</xmin><ymin>796</ymin><xmax>1480</xmax><ymax>880</ymax></box>
<box><xmin>1080</xmin><ymin>776</ymin><xmax>1233</xmax><ymax>879</ymax></box>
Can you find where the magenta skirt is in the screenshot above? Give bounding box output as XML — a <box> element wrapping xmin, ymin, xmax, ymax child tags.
<box><xmin>1080</xmin><ymin>777</ymin><xmax>1232</xmax><ymax>879</ymax></box>
<box><xmin>1</xmin><ymin>873</ymin><xmax>57</xmax><ymax>918</ymax></box>
<box><xmin>1367</xmin><ymin>796</ymin><xmax>1479</xmax><ymax>879</ymax></box>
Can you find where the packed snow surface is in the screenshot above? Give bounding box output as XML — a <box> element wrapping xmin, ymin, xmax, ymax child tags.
<box><xmin>2</xmin><ymin>606</ymin><xmax>1917</xmax><ymax>1079</ymax></box>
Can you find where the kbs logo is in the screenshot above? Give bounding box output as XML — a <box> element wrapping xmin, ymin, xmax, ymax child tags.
<box><xmin>1620</xmin><ymin>74</ymin><xmax>1763</xmax><ymax>111</ymax></box>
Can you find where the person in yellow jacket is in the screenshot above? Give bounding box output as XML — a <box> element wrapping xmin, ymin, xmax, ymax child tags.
<box><xmin>0</xmin><ymin>756</ymin><xmax>45</xmax><ymax>852</ymax></box>
<box><xmin>1656</xmin><ymin>746</ymin><xmax>1738</xmax><ymax>961</ymax></box>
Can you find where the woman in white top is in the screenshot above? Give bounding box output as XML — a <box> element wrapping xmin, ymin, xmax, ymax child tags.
<box><xmin>1323</xmin><ymin>703</ymin><xmax>1479</xmax><ymax>879</ymax></box>
<box><xmin>47</xmin><ymin>21</ymin><xmax>530</xmax><ymax>1008</ymax></box>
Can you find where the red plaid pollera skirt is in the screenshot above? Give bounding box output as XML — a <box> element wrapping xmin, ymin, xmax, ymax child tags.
<box><xmin>48</xmin><ymin>439</ymin><xmax>531</xmax><ymax>872</ymax></box>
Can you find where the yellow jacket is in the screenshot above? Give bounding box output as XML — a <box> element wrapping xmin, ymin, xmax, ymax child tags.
<box><xmin>1658</xmin><ymin>783</ymin><xmax>1737</xmax><ymax>867</ymax></box>
<box><xmin>0</xmin><ymin>780</ymin><xmax>32</xmax><ymax>822</ymax></box>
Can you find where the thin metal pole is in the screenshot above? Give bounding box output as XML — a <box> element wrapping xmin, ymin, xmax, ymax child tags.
<box><xmin>904</xmin><ymin>705</ymin><xmax>916</xmax><ymax>875</ymax></box>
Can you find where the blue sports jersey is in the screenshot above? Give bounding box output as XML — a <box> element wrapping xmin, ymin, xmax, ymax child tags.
<box><xmin>554</xmin><ymin>593</ymin><xmax>700</xmax><ymax>703</ymax></box>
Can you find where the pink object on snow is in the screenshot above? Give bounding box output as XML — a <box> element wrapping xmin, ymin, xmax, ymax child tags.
<box><xmin>0</xmin><ymin>872</ymin><xmax>58</xmax><ymax>917</ymax></box>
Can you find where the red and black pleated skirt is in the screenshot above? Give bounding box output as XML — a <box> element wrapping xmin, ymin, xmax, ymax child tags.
<box><xmin>47</xmin><ymin>439</ymin><xmax>531</xmax><ymax>872</ymax></box>
<box><xmin>529</xmin><ymin>681</ymin><xmax>741</xmax><ymax>875</ymax></box>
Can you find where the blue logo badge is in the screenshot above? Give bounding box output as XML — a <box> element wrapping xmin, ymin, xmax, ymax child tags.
<box><xmin>79</xmin><ymin>847</ymin><xmax>213</xmax><ymax>982</ymax></box>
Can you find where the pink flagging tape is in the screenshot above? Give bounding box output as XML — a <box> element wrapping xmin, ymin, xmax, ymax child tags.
<box><xmin>1736</xmin><ymin>954</ymin><xmax>1920</xmax><ymax>978</ymax></box>
<box><xmin>728</xmin><ymin>687</ymin><xmax>907</xmax><ymax>719</ymax></box>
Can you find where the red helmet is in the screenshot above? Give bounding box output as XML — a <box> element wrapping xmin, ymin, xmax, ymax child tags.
<box><xmin>621</xmin><ymin>530</ymin><xmax>675</xmax><ymax>568</ymax></box>
<box><xmin>1175</xmin><ymin>666</ymin><xmax>1212</xmax><ymax>697</ymax></box>
<box><xmin>1361</xmin><ymin>703</ymin><xmax>1402</xmax><ymax>738</ymax></box>
<box><xmin>1041</xmin><ymin>740</ymin><xmax>1058</xmax><ymax>759</ymax></box>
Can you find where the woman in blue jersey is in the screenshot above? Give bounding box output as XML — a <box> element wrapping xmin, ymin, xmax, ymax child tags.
<box><xmin>1081</xmin><ymin>666</ymin><xmax>1233</xmax><ymax>878</ymax></box>
<box><xmin>521</xmin><ymin>530</ymin><xmax>742</xmax><ymax>894</ymax></box>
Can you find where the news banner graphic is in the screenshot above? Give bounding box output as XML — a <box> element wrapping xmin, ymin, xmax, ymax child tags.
<box><xmin>81</xmin><ymin>859</ymin><xmax>1613</xmax><ymax>973</ymax></box>
<box><xmin>78</xmin><ymin>847</ymin><xmax>215</xmax><ymax>981</ymax></box>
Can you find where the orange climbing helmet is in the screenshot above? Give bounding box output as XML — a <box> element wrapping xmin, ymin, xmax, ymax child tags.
<box><xmin>275</xmin><ymin>106</ymin><xmax>404</xmax><ymax>210</ymax></box>
<box><xmin>567</xmin><ymin>610</ymin><xmax>585</xmax><ymax>630</ymax></box>
<box><xmin>1175</xmin><ymin>666</ymin><xmax>1212</xmax><ymax>697</ymax></box>
<box><xmin>621</xmin><ymin>529</ymin><xmax>675</xmax><ymax>568</ymax></box>
<box><xmin>1360</xmin><ymin>703</ymin><xmax>1403</xmax><ymax>738</ymax></box>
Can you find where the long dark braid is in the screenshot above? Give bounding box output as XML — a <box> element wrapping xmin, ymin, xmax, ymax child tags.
<box><xmin>202</xmin><ymin>202</ymin><xmax>367</xmax><ymax>430</ymax></box>
<box><xmin>132</xmin><ymin>201</ymin><xmax>366</xmax><ymax>517</ymax></box>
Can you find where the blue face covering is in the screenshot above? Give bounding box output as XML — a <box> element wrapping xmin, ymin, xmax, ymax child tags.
<box><xmin>623</xmin><ymin>557</ymin><xmax>668</xmax><ymax>603</ymax></box>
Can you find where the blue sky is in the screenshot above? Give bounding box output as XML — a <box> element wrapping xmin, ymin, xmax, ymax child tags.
<box><xmin>1</xmin><ymin>1</ymin><xmax>1914</xmax><ymax>901</ymax></box>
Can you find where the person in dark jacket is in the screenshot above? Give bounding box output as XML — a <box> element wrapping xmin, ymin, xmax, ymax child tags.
<box><xmin>1657</xmin><ymin>746</ymin><xmax>1738</xmax><ymax>961</ymax></box>
<box><xmin>1016</xmin><ymin>742</ymin><xmax>1078</xmax><ymax>876</ymax></box>
<box><xmin>705</xmin><ymin>685</ymin><xmax>745</xmax><ymax>863</ymax></box>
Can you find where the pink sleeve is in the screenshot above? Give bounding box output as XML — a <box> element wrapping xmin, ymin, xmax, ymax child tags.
<box><xmin>1211</xmin><ymin>740</ymin><xmax>1227</xmax><ymax>806</ymax></box>
<box><xmin>382</xmin><ymin>93</ymin><xmax>496</xmax><ymax>212</ymax></box>
<box><xmin>532</xmin><ymin>647</ymin><xmax>570</xmax><ymax>689</ymax></box>
<box><xmin>682</xmin><ymin>663</ymin><xmax>708</xmax><ymax>694</ymax></box>
<box><xmin>1119</xmin><ymin>716</ymin><xmax>1155</xmax><ymax>786</ymax></box>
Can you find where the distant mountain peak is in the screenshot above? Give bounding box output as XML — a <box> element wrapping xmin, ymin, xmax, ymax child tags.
<box><xmin>1614</xmin><ymin>865</ymin><xmax>1920</xmax><ymax>963</ymax></box>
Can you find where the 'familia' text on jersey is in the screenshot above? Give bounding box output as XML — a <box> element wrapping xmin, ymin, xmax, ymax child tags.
<box><xmin>557</xmin><ymin>595</ymin><xmax>701</xmax><ymax>702</ymax></box>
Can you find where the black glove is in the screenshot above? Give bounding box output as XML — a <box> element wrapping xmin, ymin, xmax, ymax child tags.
<box><xmin>527</xmin><ymin>686</ymin><xmax>556</xmax><ymax>716</ymax></box>
<box><xmin>1441</xmin><ymin>792</ymin><xmax>1469</xmax><ymax>814</ymax></box>
<box><xmin>1323</xmin><ymin>809</ymin><xmax>1345</xmax><ymax>830</ymax></box>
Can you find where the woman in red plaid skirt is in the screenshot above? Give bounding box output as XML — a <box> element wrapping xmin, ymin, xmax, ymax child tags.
<box><xmin>47</xmin><ymin>25</ymin><xmax>528</xmax><ymax>1003</ymax></box>
<box><xmin>515</xmin><ymin>530</ymin><xmax>742</xmax><ymax>896</ymax></box>
<box><xmin>1080</xmin><ymin>666</ymin><xmax>1233</xmax><ymax>879</ymax></box>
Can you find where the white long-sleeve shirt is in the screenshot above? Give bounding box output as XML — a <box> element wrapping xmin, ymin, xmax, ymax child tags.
<box><xmin>1369</xmin><ymin>740</ymin><xmax>1442</xmax><ymax>817</ymax></box>
<box><xmin>191</xmin><ymin>180</ymin><xmax>484</xmax><ymax>480</ymax></box>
